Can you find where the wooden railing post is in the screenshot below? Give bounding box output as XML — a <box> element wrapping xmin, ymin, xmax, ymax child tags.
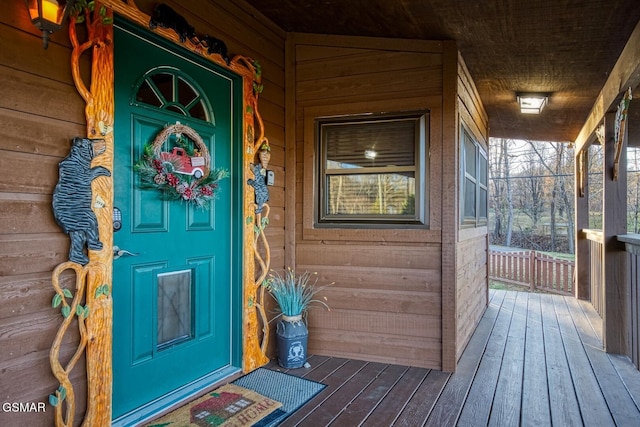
<box><xmin>529</xmin><ymin>250</ymin><xmax>535</xmax><ymax>291</ymax></box>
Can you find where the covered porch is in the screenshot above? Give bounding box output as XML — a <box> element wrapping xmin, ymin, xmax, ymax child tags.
<box><xmin>572</xmin><ymin>19</ymin><xmax>640</xmax><ymax>370</ymax></box>
<box><xmin>3</xmin><ymin>1</ymin><xmax>640</xmax><ymax>425</ymax></box>
<box><xmin>263</xmin><ymin>289</ymin><xmax>640</xmax><ymax>426</ymax></box>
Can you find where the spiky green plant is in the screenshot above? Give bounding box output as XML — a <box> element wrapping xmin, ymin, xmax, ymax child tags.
<box><xmin>263</xmin><ymin>268</ymin><xmax>330</xmax><ymax>319</ymax></box>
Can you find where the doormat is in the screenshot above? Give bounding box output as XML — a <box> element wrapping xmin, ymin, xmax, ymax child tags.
<box><xmin>232</xmin><ymin>368</ymin><xmax>326</xmax><ymax>427</ymax></box>
<box><xmin>146</xmin><ymin>383</ymin><xmax>282</xmax><ymax>427</ymax></box>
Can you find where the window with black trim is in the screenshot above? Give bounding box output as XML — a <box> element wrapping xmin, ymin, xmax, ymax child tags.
<box><xmin>316</xmin><ymin>112</ymin><xmax>429</xmax><ymax>226</ymax></box>
<box><xmin>461</xmin><ymin>127</ymin><xmax>488</xmax><ymax>226</ymax></box>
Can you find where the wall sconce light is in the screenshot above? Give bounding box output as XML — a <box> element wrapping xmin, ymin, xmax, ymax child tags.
<box><xmin>25</xmin><ymin>0</ymin><xmax>76</xmax><ymax>49</ymax></box>
<box><xmin>516</xmin><ymin>92</ymin><xmax>549</xmax><ymax>114</ymax></box>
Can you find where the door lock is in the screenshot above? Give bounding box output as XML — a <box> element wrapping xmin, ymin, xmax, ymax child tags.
<box><xmin>113</xmin><ymin>245</ymin><xmax>139</xmax><ymax>260</ymax></box>
<box><xmin>113</xmin><ymin>206</ymin><xmax>122</xmax><ymax>232</ymax></box>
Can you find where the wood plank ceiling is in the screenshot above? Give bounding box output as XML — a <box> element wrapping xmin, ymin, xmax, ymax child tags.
<box><xmin>244</xmin><ymin>0</ymin><xmax>640</xmax><ymax>143</ymax></box>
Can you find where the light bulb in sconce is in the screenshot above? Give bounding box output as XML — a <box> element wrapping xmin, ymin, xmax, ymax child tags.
<box><xmin>42</xmin><ymin>0</ymin><xmax>59</xmax><ymax>21</ymax></box>
<box><xmin>364</xmin><ymin>149</ymin><xmax>377</xmax><ymax>160</ymax></box>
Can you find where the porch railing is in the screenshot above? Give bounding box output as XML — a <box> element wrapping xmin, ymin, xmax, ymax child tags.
<box><xmin>585</xmin><ymin>229</ymin><xmax>605</xmax><ymax>317</ymax></box>
<box><xmin>489</xmin><ymin>248</ymin><xmax>574</xmax><ymax>295</ymax></box>
<box><xmin>617</xmin><ymin>233</ymin><xmax>640</xmax><ymax>371</ymax></box>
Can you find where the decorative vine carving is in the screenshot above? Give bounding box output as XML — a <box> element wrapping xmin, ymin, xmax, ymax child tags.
<box><xmin>49</xmin><ymin>1</ymin><xmax>273</xmax><ymax>424</ymax></box>
<box><xmin>49</xmin><ymin>262</ymin><xmax>109</xmax><ymax>427</ymax></box>
<box><xmin>49</xmin><ymin>1</ymin><xmax>114</xmax><ymax>426</ymax></box>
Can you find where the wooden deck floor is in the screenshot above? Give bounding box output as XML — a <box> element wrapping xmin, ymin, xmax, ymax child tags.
<box><xmin>267</xmin><ymin>289</ymin><xmax>640</xmax><ymax>426</ymax></box>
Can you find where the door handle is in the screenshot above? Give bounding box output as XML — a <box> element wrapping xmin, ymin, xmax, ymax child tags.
<box><xmin>113</xmin><ymin>245</ymin><xmax>139</xmax><ymax>260</ymax></box>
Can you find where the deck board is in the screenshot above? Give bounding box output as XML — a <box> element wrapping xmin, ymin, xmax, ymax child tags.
<box><xmin>277</xmin><ymin>358</ymin><xmax>368</xmax><ymax>425</ymax></box>
<box><xmin>520</xmin><ymin>293</ymin><xmax>551</xmax><ymax>426</ymax></box>
<box><xmin>269</xmin><ymin>290</ymin><xmax>640</xmax><ymax>426</ymax></box>
<box><xmin>456</xmin><ymin>290</ymin><xmax>511</xmax><ymax>426</ymax></box>
<box><xmin>392</xmin><ymin>368</ymin><xmax>450</xmax><ymax>426</ymax></box>
<box><xmin>552</xmin><ymin>293</ymin><xmax>614</xmax><ymax>426</ymax></box>
<box><xmin>306</xmin><ymin>362</ymin><xmax>389</xmax><ymax>425</ymax></box>
<box><xmin>564</xmin><ymin>296</ymin><xmax>640</xmax><ymax>426</ymax></box>
<box><xmin>331</xmin><ymin>364</ymin><xmax>409</xmax><ymax>425</ymax></box>
<box><xmin>488</xmin><ymin>291</ymin><xmax>528</xmax><ymax>426</ymax></box>
<box><xmin>541</xmin><ymin>292</ymin><xmax>584</xmax><ymax>426</ymax></box>
<box><xmin>423</xmin><ymin>288</ymin><xmax>506</xmax><ymax>427</ymax></box>
<box><xmin>146</xmin><ymin>290</ymin><xmax>640</xmax><ymax>427</ymax></box>
<box><xmin>366</xmin><ymin>366</ymin><xmax>431</xmax><ymax>426</ymax></box>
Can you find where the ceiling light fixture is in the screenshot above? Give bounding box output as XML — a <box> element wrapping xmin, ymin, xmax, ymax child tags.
<box><xmin>25</xmin><ymin>0</ymin><xmax>76</xmax><ymax>49</ymax></box>
<box><xmin>364</xmin><ymin>149</ymin><xmax>377</xmax><ymax>160</ymax></box>
<box><xmin>516</xmin><ymin>92</ymin><xmax>549</xmax><ymax>114</ymax></box>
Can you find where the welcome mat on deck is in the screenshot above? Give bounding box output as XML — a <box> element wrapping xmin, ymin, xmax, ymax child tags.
<box><xmin>146</xmin><ymin>383</ymin><xmax>281</xmax><ymax>427</ymax></box>
<box><xmin>232</xmin><ymin>368</ymin><xmax>327</xmax><ymax>427</ymax></box>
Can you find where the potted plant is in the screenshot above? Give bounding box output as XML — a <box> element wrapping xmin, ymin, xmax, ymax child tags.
<box><xmin>264</xmin><ymin>268</ymin><xmax>330</xmax><ymax>368</ymax></box>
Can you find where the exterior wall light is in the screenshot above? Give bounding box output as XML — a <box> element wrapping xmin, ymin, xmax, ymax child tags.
<box><xmin>517</xmin><ymin>92</ymin><xmax>549</xmax><ymax>114</ymax></box>
<box><xmin>25</xmin><ymin>0</ymin><xmax>76</xmax><ymax>49</ymax></box>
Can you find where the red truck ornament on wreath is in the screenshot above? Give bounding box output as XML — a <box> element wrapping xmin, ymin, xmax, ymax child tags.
<box><xmin>160</xmin><ymin>147</ymin><xmax>207</xmax><ymax>179</ymax></box>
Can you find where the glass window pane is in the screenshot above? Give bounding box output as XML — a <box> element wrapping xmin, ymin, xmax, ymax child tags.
<box><xmin>464</xmin><ymin>177</ymin><xmax>476</xmax><ymax>218</ymax></box>
<box><xmin>326</xmin><ymin>173</ymin><xmax>415</xmax><ymax>216</ymax></box>
<box><xmin>136</xmin><ymin>80</ymin><xmax>162</xmax><ymax>107</ymax></box>
<box><xmin>479</xmin><ymin>153</ymin><xmax>488</xmax><ymax>186</ymax></box>
<box><xmin>479</xmin><ymin>187</ymin><xmax>488</xmax><ymax>219</ymax></box>
<box><xmin>189</xmin><ymin>101</ymin><xmax>207</xmax><ymax>121</ymax></box>
<box><xmin>157</xmin><ymin>270</ymin><xmax>193</xmax><ymax>349</ymax></box>
<box><xmin>177</xmin><ymin>77</ymin><xmax>197</xmax><ymax>107</ymax></box>
<box><xmin>150</xmin><ymin>73</ymin><xmax>174</xmax><ymax>103</ymax></box>
<box><xmin>317</xmin><ymin>112</ymin><xmax>427</xmax><ymax>225</ymax></box>
<box><xmin>166</xmin><ymin>105</ymin><xmax>186</xmax><ymax>116</ymax></box>
<box><xmin>324</xmin><ymin>119</ymin><xmax>416</xmax><ymax>169</ymax></box>
<box><xmin>464</xmin><ymin>136</ymin><xmax>476</xmax><ymax>176</ymax></box>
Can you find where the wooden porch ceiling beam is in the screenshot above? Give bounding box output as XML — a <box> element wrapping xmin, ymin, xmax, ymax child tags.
<box><xmin>575</xmin><ymin>20</ymin><xmax>640</xmax><ymax>152</ymax></box>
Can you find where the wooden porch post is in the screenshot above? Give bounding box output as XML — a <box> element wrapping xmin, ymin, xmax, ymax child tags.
<box><xmin>441</xmin><ymin>40</ymin><xmax>458</xmax><ymax>372</ymax></box>
<box><xmin>575</xmin><ymin>149</ymin><xmax>590</xmax><ymax>299</ymax></box>
<box><xmin>602</xmin><ymin>112</ymin><xmax>628</xmax><ymax>354</ymax></box>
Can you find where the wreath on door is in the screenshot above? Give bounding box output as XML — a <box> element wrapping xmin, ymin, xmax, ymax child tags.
<box><xmin>134</xmin><ymin>122</ymin><xmax>229</xmax><ymax>208</ymax></box>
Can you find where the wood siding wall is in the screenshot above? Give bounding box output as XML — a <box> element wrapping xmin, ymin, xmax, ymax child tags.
<box><xmin>0</xmin><ymin>1</ymin><xmax>285</xmax><ymax>425</ymax></box>
<box><xmin>290</xmin><ymin>33</ymin><xmax>447</xmax><ymax>369</ymax></box>
<box><xmin>455</xmin><ymin>55</ymin><xmax>489</xmax><ymax>360</ymax></box>
<box><xmin>0</xmin><ymin>4</ymin><xmax>88</xmax><ymax>426</ymax></box>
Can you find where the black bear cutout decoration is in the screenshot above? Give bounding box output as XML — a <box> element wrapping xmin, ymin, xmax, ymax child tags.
<box><xmin>149</xmin><ymin>3</ymin><xmax>195</xmax><ymax>43</ymax></box>
<box><xmin>53</xmin><ymin>138</ymin><xmax>111</xmax><ymax>265</ymax></box>
<box><xmin>202</xmin><ymin>35</ymin><xmax>230</xmax><ymax>65</ymax></box>
<box><xmin>247</xmin><ymin>163</ymin><xmax>269</xmax><ymax>214</ymax></box>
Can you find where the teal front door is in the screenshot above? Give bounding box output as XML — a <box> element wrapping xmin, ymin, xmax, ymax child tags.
<box><xmin>112</xmin><ymin>21</ymin><xmax>241</xmax><ymax>421</ymax></box>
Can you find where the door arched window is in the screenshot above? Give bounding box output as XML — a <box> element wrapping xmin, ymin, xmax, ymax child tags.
<box><xmin>132</xmin><ymin>67</ymin><xmax>214</xmax><ymax>123</ymax></box>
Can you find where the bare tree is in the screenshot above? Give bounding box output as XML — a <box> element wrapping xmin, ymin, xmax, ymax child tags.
<box><xmin>514</xmin><ymin>151</ymin><xmax>546</xmax><ymax>228</ymax></box>
<box><xmin>503</xmin><ymin>139</ymin><xmax>514</xmax><ymax>246</ymax></box>
<box><xmin>526</xmin><ymin>140</ymin><xmax>575</xmax><ymax>253</ymax></box>
<box><xmin>489</xmin><ymin>138</ymin><xmax>514</xmax><ymax>244</ymax></box>
<box><xmin>628</xmin><ymin>148</ymin><xmax>640</xmax><ymax>232</ymax></box>
<box><xmin>489</xmin><ymin>140</ymin><xmax>504</xmax><ymax>240</ymax></box>
<box><xmin>588</xmin><ymin>144</ymin><xmax>604</xmax><ymax>229</ymax></box>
